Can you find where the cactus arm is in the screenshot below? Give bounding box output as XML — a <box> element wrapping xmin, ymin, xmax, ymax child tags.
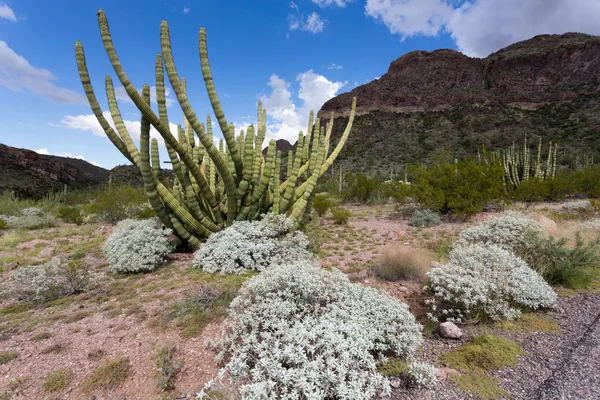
<box><xmin>159</xmin><ymin>21</ymin><xmax>237</xmax><ymax>223</ymax></box>
<box><xmin>319</xmin><ymin>97</ymin><xmax>356</xmax><ymax>175</ymax></box>
<box><xmin>105</xmin><ymin>76</ymin><xmax>141</xmax><ymax>165</ymax></box>
<box><xmin>74</xmin><ymin>42</ymin><xmax>135</xmax><ymax>165</ymax></box>
<box><xmin>151</xmin><ymin>139</ymin><xmax>162</xmax><ymax>181</ymax></box>
<box><xmin>199</xmin><ymin>28</ymin><xmax>243</xmax><ymax>183</ymax></box>
<box><xmin>139</xmin><ymin>85</ymin><xmax>175</xmax><ymax>232</ymax></box>
<box><xmin>272</xmin><ymin>151</ymin><xmax>281</xmax><ymax>215</ymax></box>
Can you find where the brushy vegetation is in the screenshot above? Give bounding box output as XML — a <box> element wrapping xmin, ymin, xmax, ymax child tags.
<box><xmin>330</xmin><ymin>206</ymin><xmax>350</xmax><ymax>224</ymax></box>
<box><xmin>82</xmin><ymin>184</ymin><xmax>154</xmax><ymax>224</ymax></box>
<box><xmin>43</xmin><ymin>369</ymin><xmax>74</xmax><ymax>392</ymax></box>
<box><xmin>409</xmin><ymin>209</ymin><xmax>441</xmax><ymax>227</ymax></box>
<box><xmin>313</xmin><ymin>194</ymin><xmax>331</xmax><ymax>217</ymax></box>
<box><xmin>153</xmin><ymin>345</ymin><xmax>181</xmax><ymax>392</ymax></box>
<box><xmin>373</xmin><ymin>245</ymin><xmax>431</xmax><ymax>282</ymax></box>
<box><xmin>104</xmin><ymin>218</ymin><xmax>174</xmax><ymax>274</ymax></box>
<box><xmin>0</xmin><ymin>351</ymin><xmax>18</xmax><ymax>365</ymax></box>
<box><xmin>82</xmin><ymin>357</ymin><xmax>132</xmax><ymax>393</ymax></box>
<box><xmin>200</xmin><ymin>262</ymin><xmax>424</xmax><ymax>399</ymax></box>
<box><xmin>425</xmin><ymin>244</ymin><xmax>557</xmax><ymax>323</ymax></box>
<box><xmin>192</xmin><ymin>215</ymin><xmax>311</xmax><ymax>275</ymax></box>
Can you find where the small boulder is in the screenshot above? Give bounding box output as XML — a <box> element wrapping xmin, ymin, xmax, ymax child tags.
<box><xmin>439</xmin><ymin>321</ymin><xmax>463</xmax><ymax>339</ymax></box>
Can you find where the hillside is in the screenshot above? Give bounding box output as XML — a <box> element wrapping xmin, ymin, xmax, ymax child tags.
<box><xmin>319</xmin><ymin>33</ymin><xmax>600</xmax><ymax>176</ymax></box>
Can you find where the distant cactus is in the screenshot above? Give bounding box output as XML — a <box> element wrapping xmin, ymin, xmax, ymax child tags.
<box><xmin>75</xmin><ymin>10</ymin><xmax>356</xmax><ymax>247</ymax></box>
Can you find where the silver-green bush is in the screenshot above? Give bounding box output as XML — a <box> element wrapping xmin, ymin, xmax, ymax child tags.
<box><xmin>409</xmin><ymin>209</ymin><xmax>441</xmax><ymax>227</ymax></box>
<box><xmin>192</xmin><ymin>214</ymin><xmax>311</xmax><ymax>275</ymax></box>
<box><xmin>425</xmin><ymin>243</ymin><xmax>557</xmax><ymax>323</ymax></box>
<box><xmin>104</xmin><ymin>218</ymin><xmax>173</xmax><ymax>274</ymax></box>
<box><xmin>199</xmin><ymin>261</ymin><xmax>424</xmax><ymax>399</ymax></box>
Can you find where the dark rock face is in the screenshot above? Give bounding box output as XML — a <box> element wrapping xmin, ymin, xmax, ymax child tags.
<box><xmin>317</xmin><ymin>33</ymin><xmax>600</xmax><ymax>175</ymax></box>
<box><xmin>320</xmin><ymin>33</ymin><xmax>600</xmax><ymax>119</ymax></box>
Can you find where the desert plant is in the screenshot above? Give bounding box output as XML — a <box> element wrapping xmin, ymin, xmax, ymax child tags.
<box><xmin>409</xmin><ymin>209</ymin><xmax>441</xmax><ymax>227</ymax></box>
<box><xmin>425</xmin><ymin>244</ymin><xmax>557</xmax><ymax>323</ymax></box>
<box><xmin>104</xmin><ymin>218</ymin><xmax>174</xmax><ymax>273</ymax></box>
<box><xmin>75</xmin><ymin>10</ymin><xmax>356</xmax><ymax>247</ymax></box>
<box><xmin>199</xmin><ymin>261</ymin><xmax>423</xmax><ymax>399</ymax></box>
<box><xmin>0</xmin><ymin>259</ymin><xmax>99</xmax><ymax>303</ymax></box>
<box><xmin>330</xmin><ymin>206</ymin><xmax>350</xmax><ymax>224</ymax></box>
<box><xmin>19</xmin><ymin>207</ymin><xmax>43</xmax><ymax>217</ymax></box>
<box><xmin>373</xmin><ymin>245</ymin><xmax>431</xmax><ymax>282</ymax></box>
<box><xmin>83</xmin><ymin>184</ymin><xmax>150</xmax><ymax>224</ymax></box>
<box><xmin>5</xmin><ymin>215</ymin><xmax>56</xmax><ymax>230</ymax></box>
<box><xmin>153</xmin><ymin>345</ymin><xmax>181</xmax><ymax>392</ymax></box>
<box><xmin>57</xmin><ymin>205</ymin><xmax>84</xmax><ymax>225</ymax></box>
<box><xmin>192</xmin><ymin>214</ymin><xmax>311</xmax><ymax>274</ymax></box>
<box><xmin>312</xmin><ymin>194</ymin><xmax>330</xmax><ymax>217</ymax></box>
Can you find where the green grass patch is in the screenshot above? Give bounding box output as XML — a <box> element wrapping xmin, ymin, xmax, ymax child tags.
<box><xmin>451</xmin><ymin>372</ymin><xmax>510</xmax><ymax>400</ymax></box>
<box><xmin>442</xmin><ymin>333</ymin><xmax>524</xmax><ymax>400</ymax></box>
<box><xmin>495</xmin><ymin>313</ymin><xmax>560</xmax><ymax>334</ymax></box>
<box><xmin>377</xmin><ymin>358</ymin><xmax>409</xmax><ymax>377</ymax></box>
<box><xmin>31</xmin><ymin>332</ymin><xmax>52</xmax><ymax>341</ymax></box>
<box><xmin>82</xmin><ymin>357</ymin><xmax>132</xmax><ymax>393</ymax></box>
<box><xmin>43</xmin><ymin>369</ymin><xmax>74</xmax><ymax>392</ymax></box>
<box><xmin>0</xmin><ymin>351</ymin><xmax>18</xmax><ymax>365</ymax></box>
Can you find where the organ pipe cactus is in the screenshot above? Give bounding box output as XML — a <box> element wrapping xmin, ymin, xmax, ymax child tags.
<box><xmin>75</xmin><ymin>10</ymin><xmax>356</xmax><ymax>247</ymax></box>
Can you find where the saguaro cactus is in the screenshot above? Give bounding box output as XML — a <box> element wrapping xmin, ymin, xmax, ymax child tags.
<box><xmin>75</xmin><ymin>10</ymin><xmax>356</xmax><ymax>247</ymax></box>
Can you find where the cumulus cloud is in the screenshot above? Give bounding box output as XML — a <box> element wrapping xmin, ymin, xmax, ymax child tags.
<box><xmin>288</xmin><ymin>12</ymin><xmax>327</xmax><ymax>34</ymax></box>
<box><xmin>56</xmin><ymin>111</ymin><xmax>178</xmax><ymax>146</ymax></box>
<box><xmin>0</xmin><ymin>2</ymin><xmax>16</xmax><ymax>21</ymax></box>
<box><xmin>313</xmin><ymin>0</ymin><xmax>353</xmax><ymax>7</ymax></box>
<box><xmin>365</xmin><ymin>0</ymin><xmax>600</xmax><ymax>57</ymax></box>
<box><xmin>35</xmin><ymin>148</ymin><xmax>102</xmax><ymax>167</ymax></box>
<box><xmin>0</xmin><ymin>41</ymin><xmax>86</xmax><ymax>104</ymax></box>
<box><xmin>113</xmin><ymin>85</ymin><xmax>175</xmax><ymax>108</ymax></box>
<box><xmin>259</xmin><ymin>70</ymin><xmax>346</xmax><ymax>143</ymax></box>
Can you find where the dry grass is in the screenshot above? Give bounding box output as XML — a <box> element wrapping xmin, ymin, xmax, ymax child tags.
<box><xmin>372</xmin><ymin>245</ymin><xmax>433</xmax><ymax>282</ymax></box>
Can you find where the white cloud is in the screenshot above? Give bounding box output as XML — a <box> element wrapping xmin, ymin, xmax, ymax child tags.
<box><xmin>288</xmin><ymin>12</ymin><xmax>327</xmax><ymax>34</ymax></box>
<box><xmin>0</xmin><ymin>41</ymin><xmax>86</xmax><ymax>104</ymax></box>
<box><xmin>56</xmin><ymin>111</ymin><xmax>178</xmax><ymax>146</ymax></box>
<box><xmin>305</xmin><ymin>12</ymin><xmax>326</xmax><ymax>33</ymax></box>
<box><xmin>113</xmin><ymin>85</ymin><xmax>175</xmax><ymax>108</ymax></box>
<box><xmin>260</xmin><ymin>70</ymin><xmax>346</xmax><ymax>143</ymax></box>
<box><xmin>327</xmin><ymin>63</ymin><xmax>343</xmax><ymax>70</ymax></box>
<box><xmin>183</xmin><ymin>6</ymin><xmax>190</xmax><ymax>14</ymax></box>
<box><xmin>365</xmin><ymin>0</ymin><xmax>600</xmax><ymax>57</ymax></box>
<box><xmin>35</xmin><ymin>148</ymin><xmax>102</xmax><ymax>168</ymax></box>
<box><xmin>290</xmin><ymin>1</ymin><xmax>299</xmax><ymax>11</ymax></box>
<box><xmin>313</xmin><ymin>0</ymin><xmax>353</xmax><ymax>7</ymax></box>
<box><xmin>0</xmin><ymin>2</ymin><xmax>16</xmax><ymax>21</ymax></box>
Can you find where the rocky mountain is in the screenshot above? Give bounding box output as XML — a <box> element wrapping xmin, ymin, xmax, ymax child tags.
<box><xmin>319</xmin><ymin>33</ymin><xmax>600</xmax><ymax>175</ymax></box>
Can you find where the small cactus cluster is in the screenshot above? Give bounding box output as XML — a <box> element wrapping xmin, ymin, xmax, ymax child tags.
<box><xmin>481</xmin><ymin>136</ymin><xmax>558</xmax><ymax>189</ymax></box>
<box><xmin>75</xmin><ymin>10</ymin><xmax>356</xmax><ymax>247</ymax></box>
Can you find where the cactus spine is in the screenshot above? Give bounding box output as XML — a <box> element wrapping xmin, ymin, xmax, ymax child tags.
<box><xmin>75</xmin><ymin>10</ymin><xmax>356</xmax><ymax>246</ymax></box>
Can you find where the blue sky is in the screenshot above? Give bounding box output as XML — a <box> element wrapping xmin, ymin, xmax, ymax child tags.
<box><xmin>1</xmin><ymin>0</ymin><xmax>599</xmax><ymax>169</ymax></box>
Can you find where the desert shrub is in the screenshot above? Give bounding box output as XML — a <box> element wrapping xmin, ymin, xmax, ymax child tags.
<box><xmin>56</xmin><ymin>205</ymin><xmax>84</xmax><ymax>225</ymax></box>
<box><xmin>373</xmin><ymin>245</ymin><xmax>431</xmax><ymax>282</ymax></box>
<box><xmin>43</xmin><ymin>369</ymin><xmax>74</xmax><ymax>392</ymax></box>
<box><xmin>381</xmin><ymin>180</ymin><xmax>414</xmax><ymax>204</ymax></box>
<box><xmin>454</xmin><ymin>211</ymin><xmax>547</xmax><ymax>254</ymax></box>
<box><xmin>341</xmin><ymin>173</ymin><xmax>382</xmax><ymax>203</ymax></box>
<box><xmin>313</xmin><ymin>194</ymin><xmax>330</xmax><ymax>216</ymax></box>
<box><xmin>455</xmin><ymin>212</ymin><xmax>599</xmax><ymax>286</ymax></box>
<box><xmin>425</xmin><ymin>244</ymin><xmax>557</xmax><ymax>323</ymax></box>
<box><xmin>193</xmin><ymin>214</ymin><xmax>311</xmax><ymax>275</ymax></box>
<box><xmin>153</xmin><ymin>345</ymin><xmax>181</xmax><ymax>392</ymax></box>
<box><xmin>199</xmin><ymin>261</ymin><xmax>423</xmax><ymax>399</ymax></box>
<box><xmin>5</xmin><ymin>215</ymin><xmax>56</xmax><ymax>230</ymax></box>
<box><xmin>409</xmin><ymin>209</ymin><xmax>441</xmax><ymax>227</ymax></box>
<box><xmin>1</xmin><ymin>259</ymin><xmax>101</xmax><ymax>303</ymax></box>
<box><xmin>0</xmin><ymin>218</ymin><xmax>5</xmax><ymax>230</ymax></box>
<box><xmin>104</xmin><ymin>218</ymin><xmax>173</xmax><ymax>274</ymax></box>
<box><xmin>330</xmin><ymin>206</ymin><xmax>350</xmax><ymax>224</ymax></box>
<box><xmin>83</xmin><ymin>184</ymin><xmax>150</xmax><ymax>224</ymax></box>
<box><xmin>19</xmin><ymin>207</ymin><xmax>43</xmax><ymax>217</ymax></box>
<box><xmin>411</xmin><ymin>156</ymin><xmax>505</xmax><ymax>219</ymax></box>
<box><xmin>377</xmin><ymin>359</ymin><xmax>438</xmax><ymax>389</ymax></box>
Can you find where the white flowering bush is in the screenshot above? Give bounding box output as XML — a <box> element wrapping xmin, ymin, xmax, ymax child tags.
<box><xmin>425</xmin><ymin>244</ymin><xmax>557</xmax><ymax>323</ymax></box>
<box><xmin>198</xmin><ymin>261</ymin><xmax>423</xmax><ymax>400</ymax></box>
<box><xmin>455</xmin><ymin>211</ymin><xmax>547</xmax><ymax>253</ymax></box>
<box><xmin>193</xmin><ymin>214</ymin><xmax>312</xmax><ymax>274</ymax></box>
<box><xmin>104</xmin><ymin>218</ymin><xmax>173</xmax><ymax>274</ymax></box>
